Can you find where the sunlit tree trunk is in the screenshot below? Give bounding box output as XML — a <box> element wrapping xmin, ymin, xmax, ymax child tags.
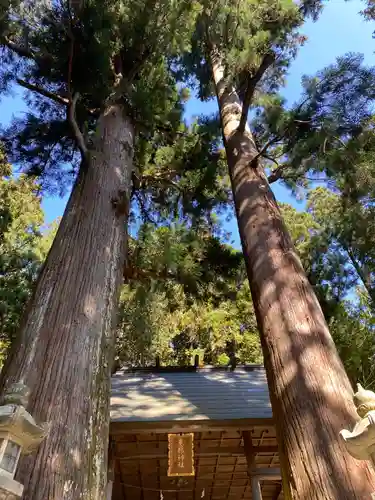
<box><xmin>210</xmin><ymin>49</ymin><xmax>375</xmax><ymax>499</ymax></box>
<box><xmin>0</xmin><ymin>104</ymin><xmax>133</xmax><ymax>500</ymax></box>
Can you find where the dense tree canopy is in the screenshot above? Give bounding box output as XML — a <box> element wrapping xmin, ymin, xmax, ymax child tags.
<box><xmin>0</xmin><ymin>147</ymin><xmax>52</xmax><ymax>352</ymax></box>
<box><xmin>117</xmin><ymin>223</ymin><xmax>261</xmax><ymax>366</ymax></box>
<box><xmin>1</xmin><ymin>1</ymin><xmax>374</xmax><ymax>391</ymax></box>
<box><xmin>5</xmin><ymin>182</ymin><xmax>375</xmax><ymax>392</ymax></box>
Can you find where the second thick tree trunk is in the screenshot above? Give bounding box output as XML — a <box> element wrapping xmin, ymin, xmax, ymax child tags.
<box><xmin>210</xmin><ymin>51</ymin><xmax>375</xmax><ymax>499</ymax></box>
<box><xmin>0</xmin><ymin>104</ymin><xmax>133</xmax><ymax>499</ymax></box>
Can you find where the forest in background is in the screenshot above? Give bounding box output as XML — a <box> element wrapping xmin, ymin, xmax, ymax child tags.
<box><xmin>2</xmin><ymin>85</ymin><xmax>375</xmax><ymax>385</ymax></box>
<box><xmin>1</xmin><ymin>2</ymin><xmax>375</xmax><ymax>383</ymax></box>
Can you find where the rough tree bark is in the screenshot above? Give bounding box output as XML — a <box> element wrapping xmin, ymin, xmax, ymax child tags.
<box><xmin>210</xmin><ymin>50</ymin><xmax>375</xmax><ymax>499</ymax></box>
<box><xmin>0</xmin><ymin>104</ymin><xmax>133</xmax><ymax>500</ymax></box>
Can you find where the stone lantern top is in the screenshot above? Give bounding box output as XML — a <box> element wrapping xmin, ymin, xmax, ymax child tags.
<box><xmin>2</xmin><ymin>384</ymin><xmax>30</xmax><ymax>409</ymax></box>
<box><xmin>0</xmin><ymin>383</ymin><xmax>48</xmax><ymax>454</ymax></box>
<box><xmin>0</xmin><ymin>382</ymin><xmax>48</xmax><ymax>499</ymax></box>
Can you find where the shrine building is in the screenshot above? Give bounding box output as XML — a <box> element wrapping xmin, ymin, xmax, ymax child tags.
<box><xmin>108</xmin><ymin>364</ymin><xmax>283</xmax><ymax>500</ymax></box>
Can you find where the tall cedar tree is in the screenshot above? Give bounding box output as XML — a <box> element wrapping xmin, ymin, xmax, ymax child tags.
<box><xmin>0</xmin><ymin>1</ymin><xmax>199</xmax><ymax>498</ymax></box>
<box><xmin>182</xmin><ymin>1</ymin><xmax>375</xmax><ymax>498</ymax></box>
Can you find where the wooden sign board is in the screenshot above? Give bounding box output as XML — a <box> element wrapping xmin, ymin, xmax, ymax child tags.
<box><xmin>168</xmin><ymin>433</ymin><xmax>195</xmax><ymax>477</ymax></box>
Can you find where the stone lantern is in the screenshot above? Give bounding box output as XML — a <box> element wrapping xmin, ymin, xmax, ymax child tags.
<box><xmin>0</xmin><ymin>382</ymin><xmax>47</xmax><ymax>500</ymax></box>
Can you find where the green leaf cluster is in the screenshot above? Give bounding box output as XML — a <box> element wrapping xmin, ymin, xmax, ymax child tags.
<box><xmin>0</xmin><ymin>146</ymin><xmax>55</xmax><ymax>354</ymax></box>
<box><xmin>116</xmin><ymin>223</ymin><xmax>262</xmax><ymax>366</ymax></box>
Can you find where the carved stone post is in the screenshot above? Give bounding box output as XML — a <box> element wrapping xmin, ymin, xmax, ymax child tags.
<box><xmin>340</xmin><ymin>383</ymin><xmax>375</xmax><ymax>471</ymax></box>
<box><xmin>0</xmin><ymin>383</ymin><xmax>47</xmax><ymax>499</ymax></box>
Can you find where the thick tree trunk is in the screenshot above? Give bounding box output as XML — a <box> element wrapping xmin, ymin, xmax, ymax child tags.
<box><xmin>0</xmin><ymin>104</ymin><xmax>133</xmax><ymax>500</ymax></box>
<box><xmin>210</xmin><ymin>51</ymin><xmax>375</xmax><ymax>499</ymax></box>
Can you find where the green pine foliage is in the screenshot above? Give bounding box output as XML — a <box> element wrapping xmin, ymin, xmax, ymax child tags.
<box><xmin>0</xmin><ymin>0</ymin><xmax>200</xmax><ymax>190</ymax></box>
<box><xmin>0</xmin><ymin>146</ymin><xmax>56</xmax><ymax>354</ymax></box>
<box><xmin>329</xmin><ymin>293</ymin><xmax>375</xmax><ymax>391</ymax></box>
<box><xmin>0</xmin><ymin>1</ymin><xmax>233</xmax><ymax>232</ymax></box>
<box><xmin>180</xmin><ymin>0</ymin><xmax>322</xmax><ymax>117</ymax></box>
<box><xmin>117</xmin><ymin>223</ymin><xmax>262</xmax><ymax>366</ymax></box>
<box><xmin>253</xmin><ymin>55</ymin><xmax>375</xmax><ymax>310</ymax></box>
<box><xmin>133</xmin><ymin>116</ymin><xmax>232</xmax><ymax>228</ymax></box>
<box><xmin>260</xmin><ymin>54</ymin><xmax>375</xmax><ymax>192</ymax></box>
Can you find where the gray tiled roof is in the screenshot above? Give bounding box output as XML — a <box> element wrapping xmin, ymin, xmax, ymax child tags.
<box><xmin>110</xmin><ymin>367</ymin><xmax>272</xmax><ymax>422</ymax></box>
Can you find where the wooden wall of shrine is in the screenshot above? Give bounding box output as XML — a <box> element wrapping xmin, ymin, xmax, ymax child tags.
<box><xmin>110</xmin><ymin>425</ymin><xmax>283</xmax><ymax>500</ymax></box>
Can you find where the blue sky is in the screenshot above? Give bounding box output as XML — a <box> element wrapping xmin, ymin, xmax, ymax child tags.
<box><xmin>1</xmin><ymin>0</ymin><xmax>374</xmax><ymax>248</ymax></box>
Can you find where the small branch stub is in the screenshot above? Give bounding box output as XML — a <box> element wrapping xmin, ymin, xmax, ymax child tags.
<box><xmin>340</xmin><ymin>384</ymin><xmax>375</xmax><ymax>469</ymax></box>
<box><xmin>111</xmin><ymin>189</ymin><xmax>130</xmax><ymax>217</ymax></box>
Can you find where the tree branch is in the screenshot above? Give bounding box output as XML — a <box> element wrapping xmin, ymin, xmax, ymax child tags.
<box><xmin>267</xmin><ymin>164</ymin><xmax>290</xmax><ymax>184</ymax></box>
<box><xmin>134</xmin><ymin>191</ymin><xmax>157</xmax><ymax>224</ymax></box>
<box><xmin>17</xmin><ymin>78</ymin><xmax>98</xmax><ymax>118</ymax></box>
<box><xmin>224</xmin><ymin>13</ymin><xmax>230</xmax><ymax>46</ymax></box>
<box><xmin>3</xmin><ymin>36</ymin><xmax>53</xmax><ymax>63</ymax></box>
<box><xmin>262</xmin><ymin>153</ymin><xmax>279</xmax><ymax>167</ymax></box>
<box><xmin>16</xmin><ymin>78</ymin><xmax>69</xmax><ymax>106</ymax></box>
<box><xmin>2</xmin><ymin>36</ymin><xmax>36</xmax><ymax>59</ymax></box>
<box><xmin>231</xmin><ymin>0</ymin><xmax>241</xmax><ymax>43</ymax></box>
<box><xmin>127</xmin><ymin>46</ymin><xmax>152</xmax><ymax>84</ymax></box>
<box><xmin>238</xmin><ymin>53</ymin><xmax>275</xmax><ymax>134</ymax></box>
<box><xmin>41</xmin><ymin>138</ymin><xmax>60</xmax><ymax>173</ymax></box>
<box><xmin>345</xmin><ymin>245</ymin><xmax>371</xmax><ymax>293</ymax></box>
<box><xmin>141</xmin><ymin>174</ymin><xmax>182</xmax><ymax>191</ymax></box>
<box><xmin>250</xmin><ymin>135</ymin><xmax>281</xmax><ymax>167</ymax></box>
<box><xmin>304</xmin><ymin>177</ymin><xmax>328</xmax><ymax>182</ymax></box>
<box><xmin>68</xmin><ymin>92</ymin><xmax>88</xmax><ymax>160</ymax></box>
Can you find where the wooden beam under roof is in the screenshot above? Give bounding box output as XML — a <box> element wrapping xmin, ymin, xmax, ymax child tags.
<box><xmin>114</xmin><ymin>443</ymin><xmax>279</xmax><ymax>460</ymax></box>
<box><xmin>110</xmin><ymin>418</ymin><xmax>274</xmax><ymax>434</ymax></box>
<box><xmin>112</xmin><ymin>429</ymin><xmax>282</xmax><ymax>500</ymax></box>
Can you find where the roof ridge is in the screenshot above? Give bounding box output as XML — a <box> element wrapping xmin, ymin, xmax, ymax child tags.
<box><xmin>113</xmin><ymin>364</ymin><xmax>265</xmax><ymax>375</ymax></box>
